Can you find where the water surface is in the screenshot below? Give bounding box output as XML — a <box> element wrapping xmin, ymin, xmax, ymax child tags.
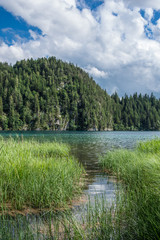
<box><xmin>1</xmin><ymin>131</ymin><xmax>160</xmax><ymax>237</ymax></box>
<box><xmin>1</xmin><ymin>131</ymin><xmax>160</xmax><ymax>169</ymax></box>
<box><xmin>1</xmin><ymin>131</ymin><xmax>159</xmax><ymax>201</ymax></box>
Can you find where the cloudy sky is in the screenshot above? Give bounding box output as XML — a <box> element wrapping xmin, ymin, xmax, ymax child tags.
<box><xmin>0</xmin><ymin>0</ymin><xmax>160</xmax><ymax>97</ymax></box>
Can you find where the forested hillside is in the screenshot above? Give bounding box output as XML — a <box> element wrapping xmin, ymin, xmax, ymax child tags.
<box><xmin>0</xmin><ymin>57</ymin><xmax>160</xmax><ymax>131</ymax></box>
<box><xmin>112</xmin><ymin>92</ymin><xmax>160</xmax><ymax>130</ymax></box>
<box><xmin>0</xmin><ymin>57</ymin><xmax>113</xmax><ymax>130</ymax></box>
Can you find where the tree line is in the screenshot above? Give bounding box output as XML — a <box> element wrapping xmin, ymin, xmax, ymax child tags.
<box><xmin>0</xmin><ymin>57</ymin><xmax>160</xmax><ymax>131</ymax></box>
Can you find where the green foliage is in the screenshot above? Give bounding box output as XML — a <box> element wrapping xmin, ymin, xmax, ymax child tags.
<box><xmin>0</xmin><ymin>58</ymin><xmax>160</xmax><ymax>131</ymax></box>
<box><xmin>0</xmin><ymin>58</ymin><xmax>113</xmax><ymax>131</ymax></box>
<box><xmin>111</xmin><ymin>92</ymin><xmax>160</xmax><ymax>131</ymax></box>
<box><xmin>0</xmin><ymin>138</ymin><xmax>84</xmax><ymax>211</ymax></box>
<box><xmin>99</xmin><ymin>139</ymin><xmax>160</xmax><ymax>239</ymax></box>
<box><xmin>137</xmin><ymin>138</ymin><xmax>160</xmax><ymax>153</ymax></box>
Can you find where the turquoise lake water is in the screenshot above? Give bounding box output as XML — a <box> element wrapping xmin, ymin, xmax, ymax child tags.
<box><xmin>1</xmin><ymin>130</ymin><xmax>160</xmax><ymax>170</ymax></box>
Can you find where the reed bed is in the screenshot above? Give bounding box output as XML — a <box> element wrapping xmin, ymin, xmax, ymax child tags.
<box><xmin>61</xmin><ymin>139</ymin><xmax>160</xmax><ymax>239</ymax></box>
<box><xmin>0</xmin><ymin>138</ymin><xmax>84</xmax><ymax>212</ymax></box>
<box><xmin>99</xmin><ymin>138</ymin><xmax>160</xmax><ymax>240</ymax></box>
<box><xmin>1</xmin><ymin>138</ymin><xmax>160</xmax><ymax>239</ymax></box>
<box><xmin>0</xmin><ymin>212</ymin><xmax>71</xmax><ymax>240</ymax></box>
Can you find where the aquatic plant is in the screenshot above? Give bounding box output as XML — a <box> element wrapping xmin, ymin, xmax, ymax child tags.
<box><xmin>1</xmin><ymin>137</ymin><xmax>160</xmax><ymax>240</ymax></box>
<box><xmin>0</xmin><ymin>138</ymin><xmax>84</xmax><ymax>212</ymax></box>
<box><xmin>61</xmin><ymin>139</ymin><xmax>160</xmax><ymax>239</ymax></box>
<box><xmin>99</xmin><ymin>138</ymin><xmax>160</xmax><ymax>240</ymax></box>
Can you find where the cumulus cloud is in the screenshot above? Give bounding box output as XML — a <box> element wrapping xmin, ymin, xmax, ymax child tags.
<box><xmin>0</xmin><ymin>0</ymin><xmax>160</xmax><ymax>96</ymax></box>
<box><xmin>29</xmin><ymin>30</ymin><xmax>39</xmax><ymax>40</ymax></box>
<box><xmin>123</xmin><ymin>0</ymin><xmax>160</xmax><ymax>9</ymax></box>
<box><xmin>85</xmin><ymin>66</ymin><xmax>108</xmax><ymax>78</ymax></box>
<box><xmin>144</xmin><ymin>8</ymin><xmax>154</xmax><ymax>21</ymax></box>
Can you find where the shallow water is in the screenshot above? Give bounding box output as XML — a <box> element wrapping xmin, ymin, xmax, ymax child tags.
<box><xmin>1</xmin><ymin>131</ymin><xmax>160</xmax><ymax>238</ymax></box>
<box><xmin>1</xmin><ymin>131</ymin><xmax>160</xmax><ymax>204</ymax></box>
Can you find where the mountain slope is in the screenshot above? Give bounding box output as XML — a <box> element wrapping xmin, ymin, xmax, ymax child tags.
<box><xmin>0</xmin><ymin>57</ymin><xmax>113</xmax><ymax>130</ymax></box>
<box><xmin>0</xmin><ymin>57</ymin><xmax>160</xmax><ymax>131</ymax></box>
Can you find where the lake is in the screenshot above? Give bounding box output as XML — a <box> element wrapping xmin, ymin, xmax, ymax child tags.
<box><xmin>1</xmin><ymin>131</ymin><xmax>160</xmax><ymax>238</ymax></box>
<box><xmin>1</xmin><ymin>131</ymin><xmax>160</xmax><ymax>203</ymax></box>
<box><xmin>1</xmin><ymin>131</ymin><xmax>160</xmax><ymax>168</ymax></box>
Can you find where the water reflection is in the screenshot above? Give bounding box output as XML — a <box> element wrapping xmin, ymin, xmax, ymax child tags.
<box><xmin>0</xmin><ymin>131</ymin><xmax>160</xmax><ymax>205</ymax></box>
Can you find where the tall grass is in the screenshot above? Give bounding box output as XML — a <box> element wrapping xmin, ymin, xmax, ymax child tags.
<box><xmin>99</xmin><ymin>138</ymin><xmax>160</xmax><ymax>240</ymax></box>
<box><xmin>0</xmin><ymin>212</ymin><xmax>68</xmax><ymax>240</ymax></box>
<box><xmin>61</xmin><ymin>139</ymin><xmax>160</xmax><ymax>240</ymax></box>
<box><xmin>0</xmin><ymin>138</ymin><xmax>84</xmax><ymax>212</ymax></box>
<box><xmin>51</xmin><ymin>196</ymin><xmax>116</xmax><ymax>240</ymax></box>
<box><xmin>1</xmin><ymin>138</ymin><xmax>160</xmax><ymax>239</ymax></box>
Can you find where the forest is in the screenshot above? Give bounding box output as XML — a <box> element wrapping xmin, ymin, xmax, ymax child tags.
<box><xmin>0</xmin><ymin>56</ymin><xmax>160</xmax><ymax>131</ymax></box>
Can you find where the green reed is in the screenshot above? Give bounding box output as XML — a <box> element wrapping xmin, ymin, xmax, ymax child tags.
<box><xmin>0</xmin><ymin>212</ymin><xmax>69</xmax><ymax>240</ymax></box>
<box><xmin>99</xmin><ymin>138</ymin><xmax>160</xmax><ymax>240</ymax></box>
<box><xmin>1</xmin><ymin>138</ymin><xmax>160</xmax><ymax>239</ymax></box>
<box><xmin>0</xmin><ymin>138</ymin><xmax>84</xmax><ymax>212</ymax></box>
<box><xmin>61</xmin><ymin>139</ymin><xmax>160</xmax><ymax>239</ymax></box>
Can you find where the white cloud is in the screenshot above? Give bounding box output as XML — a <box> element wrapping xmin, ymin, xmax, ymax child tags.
<box><xmin>0</xmin><ymin>42</ymin><xmax>25</xmax><ymax>62</ymax></box>
<box><xmin>29</xmin><ymin>30</ymin><xmax>39</xmax><ymax>40</ymax></box>
<box><xmin>123</xmin><ymin>0</ymin><xmax>160</xmax><ymax>9</ymax></box>
<box><xmin>145</xmin><ymin>8</ymin><xmax>154</xmax><ymax>21</ymax></box>
<box><xmin>0</xmin><ymin>0</ymin><xmax>160</xmax><ymax>96</ymax></box>
<box><xmin>1</xmin><ymin>27</ymin><xmax>13</xmax><ymax>33</ymax></box>
<box><xmin>157</xmin><ymin>19</ymin><xmax>160</xmax><ymax>28</ymax></box>
<box><xmin>85</xmin><ymin>66</ymin><xmax>108</xmax><ymax>78</ymax></box>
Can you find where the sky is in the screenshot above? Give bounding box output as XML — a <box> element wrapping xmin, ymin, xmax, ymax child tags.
<box><xmin>0</xmin><ymin>0</ymin><xmax>160</xmax><ymax>97</ymax></box>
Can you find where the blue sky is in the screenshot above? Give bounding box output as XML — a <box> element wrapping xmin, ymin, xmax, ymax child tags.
<box><xmin>0</xmin><ymin>1</ymin><xmax>103</xmax><ymax>45</ymax></box>
<box><xmin>0</xmin><ymin>7</ymin><xmax>42</xmax><ymax>45</ymax></box>
<box><xmin>1</xmin><ymin>4</ymin><xmax>160</xmax><ymax>45</ymax></box>
<box><xmin>77</xmin><ymin>0</ymin><xmax>104</xmax><ymax>10</ymax></box>
<box><xmin>0</xmin><ymin>0</ymin><xmax>160</xmax><ymax>97</ymax></box>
